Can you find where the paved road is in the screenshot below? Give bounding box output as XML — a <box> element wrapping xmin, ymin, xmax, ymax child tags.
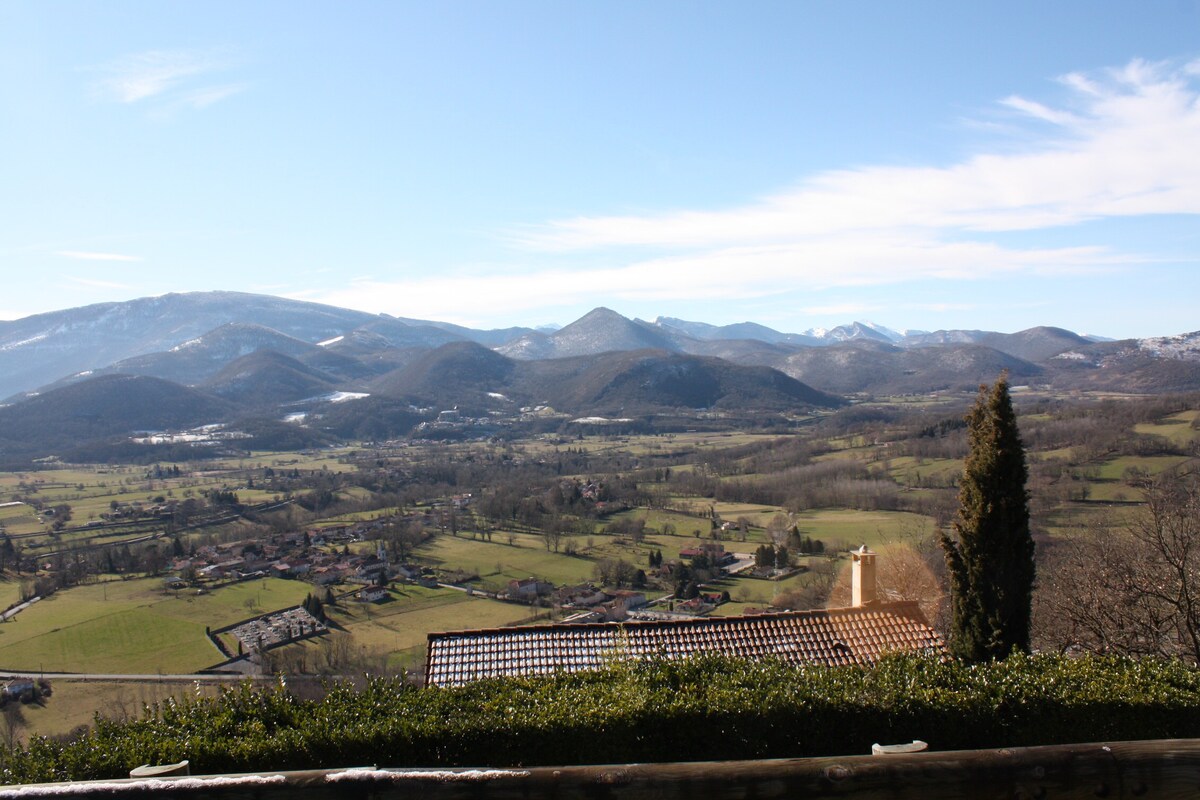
<box><xmin>0</xmin><ymin>595</ymin><xmax>40</xmax><ymax>621</ymax></box>
<box><xmin>0</xmin><ymin>671</ymin><xmax>270</xmax><ymax>682</ymax></box>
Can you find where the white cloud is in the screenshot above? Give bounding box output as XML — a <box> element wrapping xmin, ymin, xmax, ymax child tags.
<box><xmin>56</xmin><ymin>251</ymin><xmax>142</xmax><ymax>262</ymax></box>
<box><xmin>183</xmin><ymin>84</ymin><xmax>245</xmax><ymax>109</ymax></box>
<box><xmin>306</xmin><ymin>58</ymin><xmax>1194</xmax><ymax>328</ymax></box>
<box><xmin>92</xmin><ymin>49</ymin><xmax>243</xmax><ymax>111</ymax></box>
<box><xmin>309</xmin><ymin>237</ymin><xmax>1120</xmax><ymax>325</ymax></box>
<box><xmin>509</xmin><ymin>58</ymin><xmax>1199</xmax><ymax>292</ymax></box>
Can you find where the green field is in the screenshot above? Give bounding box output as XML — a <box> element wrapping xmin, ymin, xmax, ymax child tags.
<box><xmin>885</xmin><ymin>456</ymin><xmax>962</xmax><ymax>486</ymax></box>
<box><xmin>415</xmin><ymin>533</ymin><xmax>598</xmax><ymax>587</ymax></box>
<box><xmin>0</xmin><ymin>577</ymin><xmax>312</xmax><ymax>673</ymax></box>
<box><xmin>0</xmin><ymin>502</ymin><xmax>42</xmax><ymax>535</ymax></box>
<box><xmin>1134</xmin><ymin>411</ymin><xmax>1200</xmax><ymax>446</ymax></box>
<box><xmin>714</xmin><ymin>565</ymin><xmax>830</xmax><ymax>606</ymax></box>
<box><xmin>789</xmin><ymin>510</ymin><xmax>935</xmax><ymax>550</ymax></box>
<box><xmin>0</xmin><ymin>579</ymin><xmax>24</xmax><ymax>610</ymax></box>
<box><xmin>1092</xmin><ymin>455</ymin><xmax>1192</xmax><ymax>481</ymax></box>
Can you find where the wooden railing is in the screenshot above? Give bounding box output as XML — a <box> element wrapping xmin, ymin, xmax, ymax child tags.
<box><xmin>6</xmin><ymin>738</ymin><xmax>1200</xmax><ymax>799</ymax></box>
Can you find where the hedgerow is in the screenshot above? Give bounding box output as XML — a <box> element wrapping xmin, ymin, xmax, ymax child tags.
<box><xmin>5</xmin><ymin>653</ymin><xmax>1200</xmax><ymax>784</ymax></box>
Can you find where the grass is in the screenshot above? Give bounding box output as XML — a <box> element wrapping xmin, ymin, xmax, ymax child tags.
<box><xmin>0</xmin><ymin>502</ymin><xmax>42</xmax><ymax>535</ymax></box>
<box><xmin>1091</xmin><ymin>455</ymin><xmax>1192</xmax><ymax>481</ymax></box>
<box><xmin>884</xmin><ymin>456</ymin><xmax>962</xmax><ymax>487</ymax></box>
<box><xmin>415</xmin><ymin>533</ymin><xmax>598</xmax><ymax>587</ymax></box>
<box><xmin>0</xmin><ymin>577</ymin><xmax>313</xmax><ymax>673</ymax></box>
<box><xmin>789</xmin><ymin>509</ymin><xmax>935</xmax><ymax>550</ymax></box>
<box><xmin>710</xmin><ymin>561</ymin><xmax>831</xmax><ymax>606</ymax></box>
<box><xmin>12</xmin><ymin>680</ymin><xmax>223</xmax><ymax>741</ymax></box>
<box><xmin>0</xmin><ymin>578</ymin><xmax>25</xmax><ymax>610</ymax></box>
<box><xmin>333</xmin><ymin>588</ymin><xmax>538</xmax><ymax>651</ymax></box>
<box><xmin>1039</xmin><ymin>503</ymin><xmax>1139</xmax><ymax>539</ymax></box>
<box><xmin>1133</xmin><ymin>410</ymin><xmax>1200</xmax><ymax>446</ymax></box>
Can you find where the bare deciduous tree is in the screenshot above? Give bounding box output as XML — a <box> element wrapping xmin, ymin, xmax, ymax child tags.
<box><xmin>1034</xmin><ymin>470</ymin><xmax>1200</xmax><ymax>662</ymax></box>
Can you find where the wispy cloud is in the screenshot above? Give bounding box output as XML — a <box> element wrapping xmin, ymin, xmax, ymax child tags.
<box><xmin>308</xmin><ymin>239</ymin><xmax>1117</xmax><ymax>325</ymax></box>
<box><xmin>505</xmin><ymin>58</ymin><xmax>1198</xmax><ymax>295</ymax></box>
<box><xmin>56</xmin><ymin>250</ymin><xmax>142</xmax><ymax>262</ymax></box>
<box><xmin>91</xmin><ymin>48</ymin><xmax>244</xmax><ymax>111</ymax></box>
<box><xmin>304</xmin><ymin>58</ymin><xmax>1197</xmax><ymax>327</ymax></box>
<box><xmin>183</xmin><ymin>84</ymin><xmax>245</xmax><ymax>109</ymax></box>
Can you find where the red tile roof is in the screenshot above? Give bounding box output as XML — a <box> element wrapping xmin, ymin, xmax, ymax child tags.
<box><xmin>425</xmin><ymin>601</ymin><xmax>945</xmax><ymax>687</ymax></box>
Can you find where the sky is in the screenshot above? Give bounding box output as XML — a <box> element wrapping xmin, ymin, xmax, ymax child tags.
<box><xmin>2</xmin><ymin>1</ymin><xmax>1199</xmax><ymax>339</ymax></box>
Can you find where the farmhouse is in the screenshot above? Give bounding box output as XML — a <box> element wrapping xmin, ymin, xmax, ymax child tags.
<box><xmin>506</xmin><ymin>576</ymin><xmax>553</xmax><ymax>600</ymax></box>
<box><xmin>425</xmin><ymin>546</ymin><xmax>945</xmax><ymax>687</ymax></box>
<box><xmin>359</xmin><ymin>585</ymin><xmax>389</xmax><ymax>603</ymax></box>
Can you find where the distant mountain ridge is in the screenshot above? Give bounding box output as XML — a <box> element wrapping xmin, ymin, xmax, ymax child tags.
<box><xmin>0</xmin><ymin>290</ymin><xmax>1197</xmax><ymax>463</ymax></box>
<box><xmin>1</xmin><ymin>291</ymin><xmax>1196</xmax><ymax>397</ymax></box>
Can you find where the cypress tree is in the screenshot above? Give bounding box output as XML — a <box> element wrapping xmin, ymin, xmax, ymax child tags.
<box><xmin>940</xmin><ymin>372</ymin><xmax>1034</xmax><ymax>661</ymax></box>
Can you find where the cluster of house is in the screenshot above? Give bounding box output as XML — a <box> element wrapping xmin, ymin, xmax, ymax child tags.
<box><xmin>505</xmin><ymin>578</ymin><xmax>646</xmax><ymax>621</ymax></box>
<box><xmin>168</xmin><ymin>523</ymin><xmax>384</xmax><ymax>590</ymax></box>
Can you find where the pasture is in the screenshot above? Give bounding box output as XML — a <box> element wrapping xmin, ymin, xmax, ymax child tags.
<box><xmin>1133</xmin><ymin>410</ymin><xmax>1200</xmax><ymax>447</ymax></box>
<box><xmin>415</xmin><ymin>533</ymin><xmax>598</xmax><ymax>587</ymax></box>
<box><xmin>0</xmin><ymin>577</ymin><xmax>312</xmax><ymax>673</ymax></box>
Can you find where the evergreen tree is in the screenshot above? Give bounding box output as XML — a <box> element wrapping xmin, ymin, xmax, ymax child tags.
<box><xmin>940</xmin><ymin>372</ymin><xmax>1034</xmax><ymax>661</ymax></box>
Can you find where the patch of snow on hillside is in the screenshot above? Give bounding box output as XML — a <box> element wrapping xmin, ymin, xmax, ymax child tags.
<box><xmin>326</xmin><ymin>391</ymin><xmax>369</xmax><ymax>403</ymax></box>
<box><xmin>861</xmin><ymin>321</ymin><xmax>904</xmax><ymax>342</ymax></box>
<box><xmin>486</xmin><ymin>392</ymin><xmax>511</xmax><ymax>401</ymax></box>
<box><xmin>284</xmin><ymin>412</ymin><xmax>308</xmax><ymax>423</ymax></box>
<box><xmin>571</xmin><ymin>416</ymin><xmax>633</xmax><ymax>424</ymax></box>
<box><xmin>133</xmin><ymin>432</ymin><xmax>209</xmax><ymax>444</ymax></box>
<box><xmin>317</xmin><ymin>335</ymin><xmax>344</xmax><ymax>347</ymax></box>
<box><xmin>170</xmin><ymin>337</ymin><xmax>204</xmax><ymax>352</ymax></box>
<box><xmin>1138</xmin><ymin>331</ymin><xmax>1200</xmax><ymax>361</ymax></box>
<box><xmin>75</xmin><ymin>370</ymin><xmax>93</xmax><ymax>377</ymax></box>
<box><xmin>0</xmin><ymin>333</ymin><xmax>48</xmax><ymax>351</ymax></box>
<box><xmin>1053</xmin><ymin>351</ymin><xmax>1090</xmax><ymax>360</ymax></box>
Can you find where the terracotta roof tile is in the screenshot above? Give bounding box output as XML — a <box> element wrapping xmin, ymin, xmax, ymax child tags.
<box><xmin>425</xmin><ymin>601</ymin><xmax>946</xmax><ymax>687</ymax></box>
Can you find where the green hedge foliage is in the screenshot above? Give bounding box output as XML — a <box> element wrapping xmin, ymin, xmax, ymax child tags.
<box><xmin>6</xmin><ymin>653</ymin><xmax>1200</xmax><ymax>784</ymax></box>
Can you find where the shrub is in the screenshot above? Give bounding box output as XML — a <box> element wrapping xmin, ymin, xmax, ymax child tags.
<box><xmin>5</xmin><ymin>654</ymin><xmax>1200</xmax><ymax>783</ymax></box>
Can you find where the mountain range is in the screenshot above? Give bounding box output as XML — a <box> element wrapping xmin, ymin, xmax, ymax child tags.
<box><xmin>0</xmin><ymin>291</ymin><xmax>1197</xmax><ymax>461</ymax></box>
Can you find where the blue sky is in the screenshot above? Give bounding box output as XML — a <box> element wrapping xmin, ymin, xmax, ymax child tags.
<box><xmin>2</xmin><ymin>1</ymin><xmax>1198</xmax><ymax>339</ymax></box>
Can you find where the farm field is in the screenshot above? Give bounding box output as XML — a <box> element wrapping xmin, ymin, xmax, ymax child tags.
<box><xmin>415</xmin><ymin>534</ymin><xmax>598</xmax><ymax>588</ymax></box>
<box><xmin>884</xmin><ymin>456</ymin><xmax>962</xmax><ymax>487</ymax></box>
<box><xmin>1091</xmin><ymin>455</ymin><xmax>1193</xmax><ymax>481</ymax></box>
<box><xmin>1133</xmin><ymin>411</ymin><xmax>1200</xmax><ymax>446</ymax></box>
<box><xmin>0</xmin><ymin>577</ymin><xmax>312</xmax><ymax>674</ymax></box>
<box><xmin>715</xmin><ymin>565</ymin><xmax>832</xmax><ymax>607</ymax></box>
<box><xmin>0</xmin><ymin>579</ymin><xmax>23</xmax><ymax>610</ymax></box>
<box><xmin>790</xmin><ymin>510</ymin><xmax>935</xmax><ymax>550</ymax></box>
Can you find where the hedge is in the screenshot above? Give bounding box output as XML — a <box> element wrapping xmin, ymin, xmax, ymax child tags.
<box><xmin>5</xmin><ymin>653</ymin><xmax>1200</xmax><ymax>784</ymax></box>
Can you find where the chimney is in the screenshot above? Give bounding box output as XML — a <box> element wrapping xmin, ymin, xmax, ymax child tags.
<box><xmin>851</xmin><ymin>545</ymin><xmax>877</xmax><ymax>606</ymax></box>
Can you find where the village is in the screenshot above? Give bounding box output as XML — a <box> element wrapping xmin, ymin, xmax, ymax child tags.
<box><xmin>154</xmin><ymin>497</ymin><xmax>825</xmax><ymax>670</ymax></box>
